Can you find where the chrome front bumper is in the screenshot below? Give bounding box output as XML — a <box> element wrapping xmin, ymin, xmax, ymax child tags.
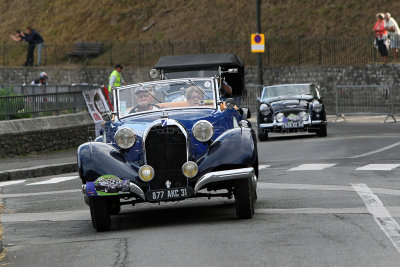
<box><xmin>194</xmin><ymin>167</ymin><xmax>256</xmax><ymax>194</ymax></box>
<box><xmin>82</xmin><ymin>167</ymin><xmax>256</xmax><ymax>201</ymax></box>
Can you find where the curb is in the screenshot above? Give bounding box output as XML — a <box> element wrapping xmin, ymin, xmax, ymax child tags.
<box><xmin>0</xmin><ymin>162</ymin><xmax>78</xmax><ymax>181</ymax></box>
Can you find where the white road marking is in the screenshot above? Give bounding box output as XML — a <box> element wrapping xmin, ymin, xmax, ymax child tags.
<box><xmin>0</xmin><ymin>189</ymin><xmax>81</xmax><ymax>199</ymax></box>
<box><xmin>349</xmin><ymin>141</ymin><xmax>400</xmax><ymax>159</ymax></box>
<box><xmin>352</xmin><ymin>183</ymin><xmax>400</xmax><ymax>253</ymax></box>
<box><xmin>288</xmin><ymin>163</ymin><xmax>336</xmax><ymax>171</ymax></box>
<box><xmin>257</xmin><ymin>182</ymin><xmax>400</xmax><ymax>196</ymax></box>
<box><xmin>0</xmin><ymin>180</ymin><xmax>25</xmax><ymax>187</ymax></box>
<box><xmin>356</xmin><ymin>164</ymin><xmax>400</xmax><ymax>171</ymax></box>
<box><xmin>26</xmin><ymin>176</ymin><xmax>78</xmax><ymax>185</ymax></box>
<box><xmin>1</xmin><ymin>210</ymin><xmax>89</xmax><ymax>222</ymax></box>
<box><xmin>259</xmin><ymin>165</ymin><xmax>270</xmax><ymax>170</ymax></box>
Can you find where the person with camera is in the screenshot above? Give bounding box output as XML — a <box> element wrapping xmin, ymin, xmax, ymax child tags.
<box><xmin>10</xmin><ymin>27</ymin><xmax>44</xmax><ymax>66</ymax></box>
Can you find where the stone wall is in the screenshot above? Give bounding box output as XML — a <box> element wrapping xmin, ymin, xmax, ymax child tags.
<box><xmin>2</xmin><ymin>64</ymin><xmax>400</xmax><ymax>92</ymax></box>
<box><xmin>0</xmin><ymin>112</ymin><xmax>94</xmax><ymax>158</ymax></box>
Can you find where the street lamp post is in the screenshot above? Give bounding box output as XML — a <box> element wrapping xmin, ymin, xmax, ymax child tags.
<box><xmin>256</xmin><ymin>0</ymin><xmax>263</xmax><ymax>94</ymax></box>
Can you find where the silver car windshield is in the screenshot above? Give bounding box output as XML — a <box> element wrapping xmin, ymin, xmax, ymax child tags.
<box><xmin>262</xmin><ymin>84</ymin><xmax>317</xmax><ymax>100</ymax></box>
<box><xmin>117</xmin><ymin>78</ymin><xmax>217</xmax><ymax>118</ymax></box>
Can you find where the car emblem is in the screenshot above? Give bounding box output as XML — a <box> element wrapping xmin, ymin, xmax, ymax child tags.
<box><xmin>161</xmin><ymin>119</ymin><xmax>168</xmax><ymax>127</ymax></box>
<box><xmin>165</xmin><ymin>180</ymin><xmax>171</xmax><ymax>188</ymax></box>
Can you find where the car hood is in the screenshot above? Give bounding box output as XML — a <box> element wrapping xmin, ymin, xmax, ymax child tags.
<box><xmin>263</xmin><ymin>95</ymin><xmax>314</xmax><ymax>111</ymax></box>
<box><xmin>116</xmin><ymin>109</ymin><xmax>223</xmax><ymax>136</ymax></box>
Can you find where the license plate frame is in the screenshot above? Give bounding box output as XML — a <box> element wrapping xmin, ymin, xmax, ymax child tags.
<box><xmin>145</xmin><ymin>187</ymin><xmax>193</xmax><ymax>202</ymax></box>
<box><xmin>282</xmin><ymin>121</ymin><xmax>304</xmax><ymax>128</ymax></box>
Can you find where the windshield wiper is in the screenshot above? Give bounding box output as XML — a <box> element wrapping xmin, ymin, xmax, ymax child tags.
<box><xmin>187</xmin><ymin>78</ymin><xmax>211</xmax><ymax>100</ymax></box>
<box><xmin>138</xmin><ymin>83</ymin><xmax>162</xmax><ymax>103</ymax></box>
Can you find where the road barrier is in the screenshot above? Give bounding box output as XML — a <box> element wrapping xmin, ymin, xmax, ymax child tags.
<box><xmin>334</xmin><ymin>85</ymin><xmax>396</xmax><ymax>123</ymax></box>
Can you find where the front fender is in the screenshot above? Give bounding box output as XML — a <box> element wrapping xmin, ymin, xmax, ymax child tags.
<box><xmin>77</xmin><ymin>142</ymin><xmax>139</xmax><ymax>183</ymax></box>
<box><xmin>197</xmin><ymin>127</ymin><xmax>257</xmax><ymax>175</ymax></box>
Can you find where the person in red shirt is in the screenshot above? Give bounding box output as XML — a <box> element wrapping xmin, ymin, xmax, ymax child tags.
<box><xmin>373</xmin><ymin>13</ymin><xmax>389</xmax><ymax>62</ymax></box>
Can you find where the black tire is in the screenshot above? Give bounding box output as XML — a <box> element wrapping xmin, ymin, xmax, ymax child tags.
<box><xmin>316</xmin><ymin>125</ymin><xmax>327</xmax><ymax>137</ymax></box>
<box><xmin>108</xmin><ymin>196</ymin><xmax>121</xmax><ymax>215</ymax></box>
<box><xmin>257</xmin><ymin>130</ymin><xmax>268</xmax><ymax>141</ymax></box>
<box><xmin>234</xmin><ymin>177</ymin><xmax>255</xmax><ymax>219</ymax></box>
<box><xmin>89</xmin><ymin>196</ymin><xmax>111</xmax><ymax>232</ymax></box>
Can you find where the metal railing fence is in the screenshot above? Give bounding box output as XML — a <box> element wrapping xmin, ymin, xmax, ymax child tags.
<box><xmin>0</xmin><ymin>37</ymin><xmax>382</xmax><ymax>67</ymax></box>
<box><xmin>333</xmin><ymin>85</ymin><xmax>397</xmax><ymax>122</ymax></box>
<box><xmin>0</xmin><ymin>84</ymin><xmax>98</xmax><ymax>120</ymax></box>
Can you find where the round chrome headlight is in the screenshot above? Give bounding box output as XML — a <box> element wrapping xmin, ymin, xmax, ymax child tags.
<box><xmin>275</xmin><ymin>112</ymin><xmax>284</xmax><ymax>122</ymax></box>
<box><xmin>149</xmin><ymin>68</ymin><xmax>159</xmax><ymax>79</ymax></box>
<box><xmin>138</xmin><ymin>165</ymin><xmax>155</xmax><ymax>182</ymax></box>
<box><xmin>182</xmin><ymin>161</ymin><xmax>198</xmax><ymax>178</ymax></box>
<box><xmin>259</xmin><ymin>103</ymin><xmax>271</xmax><ymax>116</ymax></box>
<box><xmin>312</xmin><ymin>101</ymin><xmax>323</xmax><ymax>113</ymax></box>
<box><xmin>115</xmin><ymin>128</ymin><xmax>136</xmax><ymax>149</ymax></box>
<box><xmin>299</xmin><ymin>111</ymin><xmax>309</xmax><ymax>121</ymax></box>
<box><xmin>192</xmin><ymin>120</ymin><xmax>214</xmax><ymax>142</ymax></box>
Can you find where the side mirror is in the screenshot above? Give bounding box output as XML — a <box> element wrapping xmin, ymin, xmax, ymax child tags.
<box><xmin>102</xmin><ymin>111</ymin><xmax>112</xmax><ymax>122</ymax></box>
<box><xmin>225</xmin><ymin>98</ymin><xmax>236</xmax><ymax>109</ymax></box>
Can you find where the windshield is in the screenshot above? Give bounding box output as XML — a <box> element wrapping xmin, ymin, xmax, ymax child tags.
<box><xmin>262</xmin><ymin>84</ymin><xmax>317</xmax><ymax>100</ymax></box>
<box><xmin>117</xmin><ymin>78</ymin><xmax>216</xmax><ymax>118</ymax></box>
<box><xmin>163</xmin><ymin>70</ymin><xmax>218</xmax><ymax>79</ymax></box>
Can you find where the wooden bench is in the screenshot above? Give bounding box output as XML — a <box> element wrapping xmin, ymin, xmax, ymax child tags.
<box><xmin>66</xmin><ymin>42</ymin><xmax>103</xmax><ymax>63</ymax></box>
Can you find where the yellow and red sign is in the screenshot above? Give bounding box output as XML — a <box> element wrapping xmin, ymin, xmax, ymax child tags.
<box><xmin>251</xmin><ymin>33</ymin><xmax>265</xmax><ymax>53</ymax></box>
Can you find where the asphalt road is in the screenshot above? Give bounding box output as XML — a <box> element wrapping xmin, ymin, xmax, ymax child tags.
<box><xmin>1</xmin><ymin>122</ymin><xmax>400</xmax><ymax>266</ymax></box>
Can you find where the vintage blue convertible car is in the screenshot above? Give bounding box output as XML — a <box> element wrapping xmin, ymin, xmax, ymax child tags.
<box><xmin>257</xmin><ymin>83</ymin><xmax>327</xmax><ymax>141</ymax></box>
<box><xmin>78</xmin><ymin>77</ymin><xmax>258</xmax><ymax>231</ymax></box>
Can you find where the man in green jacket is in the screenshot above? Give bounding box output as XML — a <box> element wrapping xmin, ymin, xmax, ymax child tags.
<box><xmin>108</xmin><ymin>64</ymin><xmax>126</xmax><ymax>107</ymax></box>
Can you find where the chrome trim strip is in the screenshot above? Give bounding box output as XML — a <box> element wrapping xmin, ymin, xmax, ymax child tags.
<box><xmin>129</xmin><ymin>182</ymin><xmax>145</xmax><ymax>200</ymax></box>
<box><xmin>194</xmin><ymin>167</ymin><xmax>255</xmax><ymax>194</ymax></box>
<box><xmin>142</xmin><ymin>118</ymin><xmax>189</xmax><ymax>164</ymax></box>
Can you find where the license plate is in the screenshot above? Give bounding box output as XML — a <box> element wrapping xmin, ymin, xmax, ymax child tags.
<box><xmin>282</xmin><ymin>121</ymin><xmax>304</xmax><ymax>128</ymax></box>
<box><xmin>146</xmin><ymin>187</ymin><xmax>193</xmax><ymax>202</ymax></box>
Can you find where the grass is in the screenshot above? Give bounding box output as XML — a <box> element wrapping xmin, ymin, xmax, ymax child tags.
<box><xmin>1</xmin><ymin>0</ymin><xmax>400</xmax><ymax>44</ymax></box>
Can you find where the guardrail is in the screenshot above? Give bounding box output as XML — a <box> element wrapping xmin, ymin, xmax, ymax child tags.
<box><xmin>334</xmin><ymin>85</ymin><xmax>397</xmax><ymax>123</ymax></box>
<box><xmin>0</xmin><ymin>84</ymin><xmax>98</xmax><ymax>120</ymax></box>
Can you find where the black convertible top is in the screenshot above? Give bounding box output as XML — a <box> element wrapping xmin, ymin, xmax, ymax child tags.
<box><xmin>153</xmin><ymin>53</ymin><xmax>244</xmax><ymax>70</ymax></box>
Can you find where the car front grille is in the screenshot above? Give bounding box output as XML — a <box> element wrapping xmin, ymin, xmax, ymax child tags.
<box><xmin>145</xmin><ymin>125</ymin><xmax>187</xmax><ymax>190</ymax></box>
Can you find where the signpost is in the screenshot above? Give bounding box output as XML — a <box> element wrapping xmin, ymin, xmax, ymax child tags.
<box><xmin>251</xmin><ymin>33</ymin><xmax>265</xmax><ymax>53</ymax></box>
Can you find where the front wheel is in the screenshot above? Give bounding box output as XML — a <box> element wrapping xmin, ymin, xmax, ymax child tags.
<box><xmin>234</xmin><ymin>177</ymin><xmax>255</xmax><ymax>219</ymax></box>
<box><xmin>316</xmin><ymin>125</ymin><xmax>327</xmax><ymax>137</ymax></box>
<box><xmin>89</xmin><ymin>196</ymin><xmax>111</xmax><ymax>232</ymax></box>
<box><xmin>257</xmin><ymin>130</ymin><xmax>268</xmax><ymax>141</ymax></box>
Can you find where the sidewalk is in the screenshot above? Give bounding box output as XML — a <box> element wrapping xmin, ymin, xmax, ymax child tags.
<box><xmin>0</xmin><ymin>148</ymin><xmax>77</xmax><ymax>181</ymax></box>
<box><xmin>0</xmin><ymin>115</ymin><xmax>397</xmax><ymax>181</ymax></box>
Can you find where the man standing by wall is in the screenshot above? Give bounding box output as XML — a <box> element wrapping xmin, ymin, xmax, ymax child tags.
<box><xmin>384</xmin><ymin>13</ymin><xmax>400</xmax><ymax>61</ymax></box>
<box><xmin>108</xmin><ymin>64</ymin><xmax>127</xmax><ymax>108</ymax></box>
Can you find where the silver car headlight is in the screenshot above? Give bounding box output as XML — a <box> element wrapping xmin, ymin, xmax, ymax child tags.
<box><xmin>299</xmin><ymin>111</ymin><xmax>309</xmax><ymax>121</ymax></box>
<box><xmin>312</xmin><ymin>101</ymin><xmax>323</xmax><ymax>113</ymax></box>
<box><xmin>182</xmin><ymin>161</ymin><xmax>198</xmax><ymax>178</ymax></box>
<box><xmin>192</xmin><ymin>120</ymin><xmax>214</xmax><ymax>142</ymax></box>
<box><xmin>259</xmin><ymin>103</ymin><xmax>271</xmax><ymax>116</ymax></box>
<box><xmin>115</xmin><ymin>128</ymin><xmax>136</xmax><ymax>149</ymax></box>
<box><xmin>139</xmin><ymin>165</ymin><xmax>155</xmax><ymax>182</ymax></box>
<box><xmin>275</xmin><ymin>112</ymin><xmax>284</xmax><ymax>122</ymax></box>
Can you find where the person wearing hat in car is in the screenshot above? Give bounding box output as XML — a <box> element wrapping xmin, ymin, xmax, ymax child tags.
<box><xmin>31</xmin><ymin>72</ymin><xmax>48</xmax><ymax>85</ymax></box>
<box><xmin>132</xmin><ymin>86</ymin><xmax>160</xmax><ymax>112</ymax></box>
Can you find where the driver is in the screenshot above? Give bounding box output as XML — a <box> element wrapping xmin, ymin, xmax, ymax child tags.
<box><xmin>133</xmin><ymin>86</ymin><xmax>159</xmax><ymax>112</ymax></box>
<box><xmin>186</xmin><ymin>86</ymin><xmax>204</xmax><ymax>106</ymax></box>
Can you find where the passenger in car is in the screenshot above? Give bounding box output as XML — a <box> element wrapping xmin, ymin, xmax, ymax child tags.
<box><xmin>186</xmin><ymin>86</ymin><xmax>204</xmax><ymax>106</ymax></box>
